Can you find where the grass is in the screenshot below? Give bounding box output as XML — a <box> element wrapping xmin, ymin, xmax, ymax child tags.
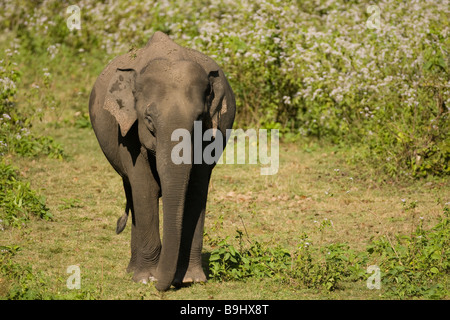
<box><xmin>1</xmin><ymin>123</ymin><xmax>448</xmax><ymax>299</ymax></box>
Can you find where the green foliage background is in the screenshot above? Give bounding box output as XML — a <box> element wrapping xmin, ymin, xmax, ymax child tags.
<box><xmin>1</xmin><ymin>0</ymin><xmax>448</xmax><ymax>178</ymax></box>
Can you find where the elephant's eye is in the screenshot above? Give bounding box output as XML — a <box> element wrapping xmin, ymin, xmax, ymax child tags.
<box><xmin>145</xmin><ymin>116</ymin><xmax>156</xmax><ymax>136</ymax></box>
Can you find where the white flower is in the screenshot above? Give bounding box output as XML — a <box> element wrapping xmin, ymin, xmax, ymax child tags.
<box><xmin>0</xmin><ymin>77</ymin><xmax>16</xmax><ymax>91</ymax></box>
<box><xmin>47</xmin><ymin>44</ymin><xmax>60</xmax><ymax>60</ymax></box>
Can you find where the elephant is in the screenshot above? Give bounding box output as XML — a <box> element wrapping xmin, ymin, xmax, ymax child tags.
<box><xmin>88</xmin><ymin>31</ymin><xmax>236</xmax><ymax>291</ymax></box>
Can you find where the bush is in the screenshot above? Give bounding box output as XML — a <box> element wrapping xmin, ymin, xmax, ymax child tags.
<box><xmin>0</xmin><ymin>52</ymin><xmax>65</xmax><ymax>159</ymax></box>
<box><xmin>0</xmin><ymin>45</ymin><xmax>62</xmax><ymax>229</ymax></box>
<box><xmin>0</xmin><ymin>160</ymin><xmax>52</xmax><ymax>229</ymax></box>
<box><xmin>208</xmin><ymin>229</ymin><xmax>363</xmax><ymax>292</ymax></box>
<box><xmin>367</xmin><ymin>205</ymin><xmax>450</xmax><ymax>299</ymax></box>
<box><xmin>288</xmin><ymin>234</ymin><xmax>365</xmax><ymax>292</ymax></box>
<box><xmin>208</xmin><ymin>231</ymin><xmax>291</xmax><ymax>281</ymax></box>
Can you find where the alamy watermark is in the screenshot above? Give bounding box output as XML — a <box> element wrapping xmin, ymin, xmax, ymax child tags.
<box><xmin>366</xmin><ymin>5</ymin><xmax>381</xmax><ymax>30</ymax></box>
<box><xmin>66</xmin><ymin>5</ymin><xmax>81</xmax><ymax>30</ymax></box>
<box><xmin>66</xmin><ymin>265</ymin><xmax>81</xmax><ymax>289</ymax></box>
<box><xmin>366</xmin><ymin>265</ymin><xmax>381</xmax><ymax>290</ymax></box>
<box><xmin>171</xmin><ymin>122</ymin><xmax>279</xmax><ymax>175</ymax></box>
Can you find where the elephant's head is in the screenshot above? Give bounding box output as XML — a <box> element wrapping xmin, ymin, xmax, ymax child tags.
<box><xmin>102</xmin><ymin>53</ymin><xmax>230</xmax><ymax>290</ymax></box>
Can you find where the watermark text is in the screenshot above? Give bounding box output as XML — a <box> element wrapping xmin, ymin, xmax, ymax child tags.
<box><xmin>171</xmin><ymin>122</ymin><xmax>279</xmax><ymax>175</ymax></box>
<box><xmin>66</xmin><ymin>265</ymin><xmax>81</xmax><ymax>289</ymax></box>
<box><xmin>66</xmin><ymin>5</ymin><xmax>81</xmax><ymax>30</ymax></box>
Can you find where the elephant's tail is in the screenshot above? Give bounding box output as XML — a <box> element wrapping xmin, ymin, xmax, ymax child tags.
<box><xmin>116</xmin><ymin>211</ymin><xmax>128</xmax><ymax>234</ymax></box>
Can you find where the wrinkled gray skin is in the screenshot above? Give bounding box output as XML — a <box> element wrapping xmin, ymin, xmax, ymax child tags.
<box><xmin>89</xmin><ymin>32</ymin><xmax>235</xmax><ymax>291</ymax></box>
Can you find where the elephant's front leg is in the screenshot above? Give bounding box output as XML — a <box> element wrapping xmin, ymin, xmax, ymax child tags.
<box><xmin>125</xmin><ymin>153</ymin><xmax>161</xmax><ymax>283</ymax></box>
<box><xmin>174</xmin><ymin>164</ymin><xmax>211</xmax><ymax>285</ymax></box>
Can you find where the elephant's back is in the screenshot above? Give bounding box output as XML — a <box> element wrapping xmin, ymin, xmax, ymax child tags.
<box><xmin>144</xmin><ymin>32</ymin><xmax>220</xmax><ymax>74</ymax></box>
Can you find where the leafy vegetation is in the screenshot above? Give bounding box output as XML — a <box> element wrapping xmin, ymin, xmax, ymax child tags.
<box><xmin>208</xmin><ymin>230</ymin><xmax>291</xmax><ymax>281</ymax></box>
<box><xmin>0</xmin><ymin>160</ymin><xmax>52</xmax><ymax>229</ymax></box>
<box><xmin>0</xmin><ymin>44</ymin><xmax>62</xmax><ymax>230</ymax></box>
<box><xmin>367</xmin><ymin>205</ymin><xmax>450</xmax><ymax>298</ymax></box>
<box><xmin>208</xmin><ymin>206</ymin><xmax>450</xmax><ymax>298</ymax></box>
<box><xmin>0</xmin><ymin>245</ymin><xmax>97</xmax><ymax>299</ymax></box>
<box><xmin>0</xmin><ymin>245</ymin><xmax>51</xmax><ymax>299</ymax></box>
<box><xmin>0</xmin><ymin>52</ymin><xmax>65</xmax><ymax>159</ymax></box>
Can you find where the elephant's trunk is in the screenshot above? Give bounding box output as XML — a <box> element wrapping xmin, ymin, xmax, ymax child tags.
<box><xmin>154</xmin><ymin>135</ymin><xmax>192</xmax><ymax>291</ymax></box>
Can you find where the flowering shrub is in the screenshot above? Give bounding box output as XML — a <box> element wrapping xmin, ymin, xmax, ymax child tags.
<box><xmin>0</xmin><ymin>52</ymin><xmax>64</xmax><ymax>158</ymax></box>
<box><xmin>0</xmin><ymin>43</ymin><xmax>62</xmax><ymax>229</ymax></box>
<box><xmin>1</xmin><ymin>0</ymin><xmax>448</xmax><ymax>177</ymax></box>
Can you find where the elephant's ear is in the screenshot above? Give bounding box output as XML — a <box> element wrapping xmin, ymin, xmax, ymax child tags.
<box><xmin>103</xmin><ymin>68</ymin><xmax>137</xmax><ymax>137</ymax></box>
<box><xmin>208</xmin><ymin>70</ymin><xmax>228</xmax><ymax>138</ymax></box>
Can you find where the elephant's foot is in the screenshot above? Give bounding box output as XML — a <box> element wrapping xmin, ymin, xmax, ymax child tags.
<box><xmin>132</xmin><ymin>270</ymin><xmax>157</xmax><ymax>284</ymax></box>
<box><xmin>173</xmin><ymin>267</ymin><xmax>207</xmax><ymax>287</ymax></box>
<box><xmin>128</xmin><ymin>261</ymin><xmax>158</xmax><ymax>284</ymax></box>
<box><xmin>127</xmin><ymin>252</ymin><xmax>160</xmax><ymax>284</ymax></box>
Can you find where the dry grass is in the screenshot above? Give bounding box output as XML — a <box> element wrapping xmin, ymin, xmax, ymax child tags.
<box><xmin>208</xmin><ymin>144</ymin><xmax>447</xmax><ymax>251</ymax></box>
